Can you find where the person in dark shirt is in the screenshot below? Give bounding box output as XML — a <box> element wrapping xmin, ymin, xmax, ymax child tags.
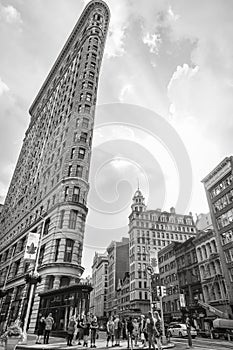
<box><xmin>67</xmin><ymin>316</ymin><xmax>76</xmax><ymax>346</ymax></box>
<box><xmin>90</xmin><ymin>315</ymin><xmax>99</xmax><ymax>348</ymax></box>
<box><xmin>127</xmin><ymin>317</ymin><xmax>134</xmax><ymax>350</ymax></box>
<box><xmin>36</xmin><ymin>314</ymin><xmax>45</xmax><ymax>344</ymax></box>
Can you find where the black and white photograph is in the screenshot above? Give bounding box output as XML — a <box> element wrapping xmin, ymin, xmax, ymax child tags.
<box><xmin>0</xmin><ymin>1</ymin><xmax>233</xmax><ymax>349</ymax></box>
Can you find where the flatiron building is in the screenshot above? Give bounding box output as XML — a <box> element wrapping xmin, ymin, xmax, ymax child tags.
<box><xmin>0</xmin><ymin>0</ymin><xmax>110</xmax><ymax>334</ymax></box>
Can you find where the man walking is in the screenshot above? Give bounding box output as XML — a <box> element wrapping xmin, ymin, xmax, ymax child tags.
<box><xmin>44</xmin><ymin>313</ymin><xmax>54</xmax><ymax>344</ymax></box>
<box><xmin>186</xmin><ymin>316</ymin><xmax>193</xmax><ymax>348</ymax></box>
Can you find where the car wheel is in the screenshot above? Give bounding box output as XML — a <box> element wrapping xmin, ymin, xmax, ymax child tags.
<box><xmin>179</xmin><ymin>331</ymin><xmax>183</xmax><ymax>338</ymax></box>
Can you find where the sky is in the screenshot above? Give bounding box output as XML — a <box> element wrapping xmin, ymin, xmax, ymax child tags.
<box><xmin>0</xmin><ymin>0</ymin><xmax>233</xmax><ymax>276</ymax></box>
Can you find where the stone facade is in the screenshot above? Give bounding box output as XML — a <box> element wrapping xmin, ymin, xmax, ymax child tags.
<box><xmin>90</xmin><ymin>253</ymin><xmax>108</xmax><ymax>318</ymax></box>
<box><xmin>194</xmin><ymin>230</ymin><xmax>231</xmax><ymax>326</ymax></box>
<box><xmin>0</xmin><ymin>0</ymin><xmax>110</xmax><ymax>333</ymax></box>
<box><xmin>128</xmin><ymin>189</ymin><xmax>197</xmax><ymax>314</ymax></box>
<box><xmin>158</xmin><ymin>242</ymin><xmax>182</xmax><ymax>323</ymax></box>
<box><xmin>106</xmin><ymin>238</ymin><xmax>129</xmax><ymax>315</ymax></box>
<box><xmin>202</xmin><ymin>156</ymin><xmax>233</xmax><ymax>315</ymax></box>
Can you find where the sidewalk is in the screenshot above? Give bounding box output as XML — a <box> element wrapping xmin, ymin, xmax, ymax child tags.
<box><xmin>14</xmin><ymin>334</ymin><xmax>175</xmax><ymax>350</ymax></box>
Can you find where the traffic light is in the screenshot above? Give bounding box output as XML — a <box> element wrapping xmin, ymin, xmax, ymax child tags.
<box><xmin>156</xmin><ymin>286</ymin><xmax>161</xmax><ymax>296</ymax></box>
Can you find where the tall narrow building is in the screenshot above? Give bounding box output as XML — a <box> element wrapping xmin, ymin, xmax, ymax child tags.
<box><xmin>0</xmin><ymin>0</ymin><xmax>110</xmax><ymax>334</ymax></box>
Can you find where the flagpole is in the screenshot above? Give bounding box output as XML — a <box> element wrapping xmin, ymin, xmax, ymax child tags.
<box><xmin>22</xmin><ymin>217</ymin><xmax>46</xmax><ymax>342</ymax></box>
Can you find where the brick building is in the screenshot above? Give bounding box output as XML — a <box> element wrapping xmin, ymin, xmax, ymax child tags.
<box><xmin>0</xmin><ymin>0</ymin><xmax>110</xmax><ymax>334</ymax></box>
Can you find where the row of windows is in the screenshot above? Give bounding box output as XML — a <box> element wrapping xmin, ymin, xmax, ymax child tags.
<box><xmin>134</xmin><ymin>213</ymin><xmax>193</xmax><ymax>225</ymax></box>
<box><xmin>220</xmin><ymin>229</ymin><xmax>233</xmax><ymax>245</ymax></box>
<box><xmin>217</xmin><ymin>208</ymin><xmax>233</xmax><ymax>229</ymax></box>
<box><xmin>135</xmin><ymin>221</ymin><xmax>194</xmax><ymax>231</ymax></box>
<box><xmin>210</xmin><ymin>173</ymin><xmax>233</xmax><ymax>199</ymax></box>
<box><xmin>213</xmin><ymin>189</ymin><xmax>233</xmax><ymax>213</ymax></box>
<box><xmin>196</xmin><ymin>240</ymin><xmax>217</xmax><ymax>261</ymax></box>
<box><xmin>225</xmin><ymin>247</ymin><xmax>233</xmax><ymax>263</ymax></box>
<box><xmin>203</xmin><ymin>281</ymin><xmax>227</xmax><ymax>302</ymax></box>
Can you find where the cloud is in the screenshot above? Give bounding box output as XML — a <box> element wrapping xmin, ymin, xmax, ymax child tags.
<box><xmin>0</xmin><ymin>77</ymin><xmax>9</xmax><ymax>95</ymax></box>
<box><xmin>0</xmin><ymin>4</ymin><xmax>22</xmax><ymax>24</ymax></box>
<box><xmin>142</xmin><ymin>32</ymin><xmax>161</xmax><ymax>54</ymax></box>
<box><xmin>119</xmin><ymin>83</ymin><xmax>134</xmax><ymax>102</ymax></box>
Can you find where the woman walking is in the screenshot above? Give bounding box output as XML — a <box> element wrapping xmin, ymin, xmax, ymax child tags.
<box><xmin>80</xmin><ymin>315</ymin><xmax>90</xmax><ymax>347</ymax></box>
<box><xmin>36</xmin><ymin>314</ymin><xmax>45</xmax><ymax>344</ymax></box>
<box><xmin>153</xmin><ymin>311</ymin><xmax>162</xmax><ymax>350</ymax></box>
<box><xmin>139</xmin><ymin>315</ymin><xmax>148</xmax><ymax>348</ymax></box>
<box><xmin>106</xmin><ymin>316</ymin><xmax>115</xmax><ymax>347</ymax></box>
<box><xmin>145</xmin><ymin>312</ymin><xmax>156</xmax><ymax>350</ymax></box>
<box><xmin>67</xmin><ymin>316</ymin><xmax>76</xmax><ymax>346</ymax></box>
<box><xmin>44</xmin><ymin>313</ymin><xmax>54</xmax><ymax>344</ymax></box>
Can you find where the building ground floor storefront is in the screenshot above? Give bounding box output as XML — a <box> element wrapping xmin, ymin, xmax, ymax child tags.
<box><xmin>0</xmin><ymin>283</ymin><xmax>92</xmax><ymax>336</ymax></box>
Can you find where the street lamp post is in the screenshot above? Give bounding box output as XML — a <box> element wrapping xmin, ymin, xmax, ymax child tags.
<box><xmin>22</xmin><ymin>217</ymin><xmax>46</xmax><ymax>342</ymax></box>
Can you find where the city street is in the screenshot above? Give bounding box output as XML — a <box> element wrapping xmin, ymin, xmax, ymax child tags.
<box><xmin>172</xmin><ymin>337</ymin><xmax>233</xmax><ymax>350</ymax></box>
<box><xmin>13</xmin><ymin>333</ymin><xmax>233</xmax><ymax>350</ymax></box>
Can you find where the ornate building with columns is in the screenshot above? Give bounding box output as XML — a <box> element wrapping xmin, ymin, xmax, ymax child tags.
<box><xmin>128</xmin><ymin>188</ymin><xmax>197</xmax><ymax>314</ymax></box>
<box><xmin>0</xmin><ymin>0</ymin><xmax>110</xmax><ymax>334</ymax></box>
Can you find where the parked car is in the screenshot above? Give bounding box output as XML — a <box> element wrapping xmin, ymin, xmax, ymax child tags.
<box><xmin>212</xmin><ymin>327</ymin><xmax>233</xmax><ymax>340</ymax></box>
<box><xmin>168</xmin><ymin>323</ymin><xmax>197</xmax><ymax>338</ymax></box>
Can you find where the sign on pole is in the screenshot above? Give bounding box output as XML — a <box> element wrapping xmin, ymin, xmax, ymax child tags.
<box><xmin>150</xmin><ymin>250</ymin><xmax>159</xmax><ymax>274</ymax></box>
<box><xmin>180</xmin><ymin>293</ymin><xmax>186</xmax><ymax>308</ymax></box>
<box><xmin>24</xmin><ymin>232</ymin><xmax>40</xmax><ymax>261</ymax></box>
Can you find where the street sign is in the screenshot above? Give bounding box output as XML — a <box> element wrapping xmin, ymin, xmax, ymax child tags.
<box><xmin>147</xmin><ymin>265</ymin><xmax>154</xmax><ymax>275</ymax></box>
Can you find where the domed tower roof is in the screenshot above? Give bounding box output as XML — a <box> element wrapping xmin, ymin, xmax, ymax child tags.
<box><xmin>131</xmin><ymin>187</ymin><xmax>146</xmax><ymax>213</ymax></box>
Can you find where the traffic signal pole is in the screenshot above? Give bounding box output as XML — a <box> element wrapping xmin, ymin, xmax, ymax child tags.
<box><xmin>159</xmin><ymin>295</ymin><xmax>167</xmax><ymax>345</ymax></box>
